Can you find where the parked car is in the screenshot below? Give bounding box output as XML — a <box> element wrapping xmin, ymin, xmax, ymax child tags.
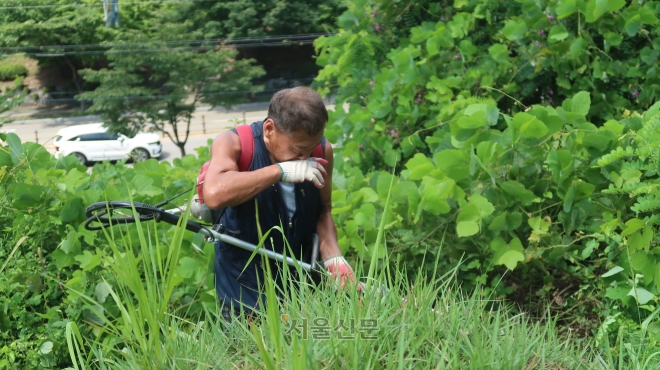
<box><xmin>54</xmin><ymin>123</ymin><xmax>162</xmax><ymax>165</ymax></box>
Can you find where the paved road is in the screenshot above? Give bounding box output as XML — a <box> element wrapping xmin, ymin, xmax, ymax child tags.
<box><xmin>1</xmin><ymin>102</ymin><xmax>337</xmax><ymax>162</ymax></box>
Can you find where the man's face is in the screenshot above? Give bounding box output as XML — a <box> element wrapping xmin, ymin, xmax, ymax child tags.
<box><xmin>263</xmin><ymin>119</ymin><xmax>324</xmax><ymax>163</ymax></box>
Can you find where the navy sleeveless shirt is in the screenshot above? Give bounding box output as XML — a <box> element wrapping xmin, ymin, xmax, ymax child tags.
<box><xmin>214</xmin><ymin>121</ymin><xmax>325</xmax><ymax>312</ymax></box>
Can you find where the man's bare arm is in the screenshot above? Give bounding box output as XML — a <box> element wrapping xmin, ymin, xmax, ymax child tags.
<box><xmin>202</xmin><ymin>131</ymin><xmax>281</xmax><ymax>210</ymax></box>
<box><xmin>316</xmin><ymin>142</ymin><xmax>343</xmax><ymax>261</ymax></box>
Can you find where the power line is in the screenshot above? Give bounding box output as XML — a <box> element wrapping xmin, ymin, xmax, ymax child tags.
<box><xmin>34</xmin><ymin>78</ymin><xmax>317</xmax><ymax>96</ymax></box>
<box><xmin>40</xmin><ymin>82</ymin><xmax>323</xmax><ymax>102</ymax></box>
<box><xmin>0</xmin><ymin>33</ymin><xmax>330</xmax><ymax>52</ymax></box>
<box><xmin>0</xmin><ymin>0</ymin><xmax>215</xmax><ymax>10</ymax></box>
<box><xmin>0</xmin><ymin>39</ymin><xmax>317</xmax><ymax>57</ymax></box>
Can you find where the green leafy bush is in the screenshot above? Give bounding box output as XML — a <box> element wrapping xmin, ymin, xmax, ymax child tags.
<box><xmin>0</xmin><ymin>63</ymin><xmax>28</xmax><ymax>81</ymax></box>
<box><xmin>0</xmin><ymin>134</ymin><xmax>215</xmax><ymax>368</ymax></box>
<box><xmin>313</xmin><ymin>0</ymin><xmax>660</xmax><ymax>344</ymax></box>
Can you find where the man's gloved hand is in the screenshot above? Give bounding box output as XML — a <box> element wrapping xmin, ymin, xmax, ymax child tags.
<box><xmin>277</xmin><ymin>157</ymin><xmax>328</xmax><ymax>188</ymax></box>
<box><xmin>323</xmin><ymin>256</ymin><xmax>356</xmax><ymax>289</ymax></box>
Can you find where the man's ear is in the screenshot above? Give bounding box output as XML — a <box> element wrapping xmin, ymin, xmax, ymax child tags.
<box><xmin>263</xmin><ymin>119</ymin><xmax>275</xmax><ymax>138</ymax></box>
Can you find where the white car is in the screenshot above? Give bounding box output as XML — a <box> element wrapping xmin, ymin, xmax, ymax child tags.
<box><xmin>54</xmin><ymin>123</ymin><xmax>162</xmax><ymax>165</ymax></box>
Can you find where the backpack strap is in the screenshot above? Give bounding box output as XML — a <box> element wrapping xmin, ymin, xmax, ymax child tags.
<box><xmin>235</xmin><ymin>125</ymin><xmax>254</xmax><ymax>172</ymax></box>
<box><xmin>311</xmin><ymin>137</ymin><xmax>326</xmax><ymax>159</ymax></box>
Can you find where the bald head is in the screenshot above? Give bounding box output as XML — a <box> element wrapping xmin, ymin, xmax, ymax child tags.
<box><xmin>267</xmin><ymin>86</ymin><xmax>328</xmax><ymax>137</ymax></box>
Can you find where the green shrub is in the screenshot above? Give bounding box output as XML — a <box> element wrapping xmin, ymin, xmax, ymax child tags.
<box><xmin>0</xmin><ymin>134</ymin><xmax>215</xmax><ymax>368</ymax></box>
<box><xmin>313</xmin><ymin>0</ymin><xmax>660</xmax><ymax>346</ymax></box>
<box><xmin>0</xmin><ymin>63</ymin><xmax>28</xmax><ymax>81</ymax></box>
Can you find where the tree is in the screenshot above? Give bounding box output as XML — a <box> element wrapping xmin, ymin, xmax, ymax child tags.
<box><xmin>77</xmin><ymin>29</ymin><xmax>265</xmax><ymax>157</ymax></box>
<box><xmin>0</xmin><ymin>0</ymin><xmax>169</xmax><ymax>109</ymax></box>
<box><xmin>161</xmin><ymin>0</ymin><xmax>346</xmax><ymax>39</ymax></box>
<box><xmin>0</xmin><ymin>0</ymin><xmax>114</xmax><ymax>103</ymax></box>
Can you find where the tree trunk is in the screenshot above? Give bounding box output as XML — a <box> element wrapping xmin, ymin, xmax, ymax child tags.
<box><xmin>62</xmin><ymin>55</ymin><xmax>86</xmax><ymax>111</ymax></box>
<box><xmin>177</xmin><ymin>142</ymin><xmax>186</xmax><ymax>158</ymax></box>
<box><xmin>169</xmin><ymin>116</ymin><xmax>187</xmax><ymax>157</ymax></box>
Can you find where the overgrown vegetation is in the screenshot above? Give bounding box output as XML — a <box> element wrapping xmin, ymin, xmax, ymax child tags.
<box><xmin>313</xmin><ymin>0</ymin><xmax>660</xmax><ymax>345</ymax></box>
<box><xmin>3</xmin><ymin>0</ymin><xmax>660</xmax><ymax>368</ymax></box>
<box><xmin>0</xmin><ymin>63</ymin><xmax>27</xmax><ymax>81</ymax></box>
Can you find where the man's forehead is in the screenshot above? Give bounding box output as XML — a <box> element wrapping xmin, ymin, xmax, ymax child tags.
<box><xmin>288</xmin><ymin>129</ymin><xmax>323</xmax><ymax>143</ymax></box>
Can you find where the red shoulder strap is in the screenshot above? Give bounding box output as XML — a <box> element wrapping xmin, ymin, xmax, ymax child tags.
<box><xmin>236</xmin><ymin>125</ymin><xmax>254</xmax><ymax>171</ymax></box>
<box><xmin>311</xmin><ymin>137</ymin><xmax>326</xmax><ymax>159</ymax></box>
<box><xmin>197</xmin><ymin>161</ymin><xmax>210</xmax><ymax>204</ymax></box>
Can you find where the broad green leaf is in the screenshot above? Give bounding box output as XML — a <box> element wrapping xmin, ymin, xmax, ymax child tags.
<box><xmin>548</xmin><ymin>25</ymin><xmax>569</xmax><ymax>43</ymax></box>
<box><xmin>13</xmin><ymin>183</ymin><xmax>53</xmax><ymax>210</ymax></box>
<box><xmin>570</xmin><ymin>91</ymin><xmax>591</xmax><ymax>116</ymax></box>
<box><xmin>585</xmin><ymin>0</ymin><xmax>608</xmax><ymax>22</ymax></box>
<box><xmin>75</xmin><ymin>250</ymin><xmax>101</xmax><ymax>271</ymax></box>
<box><xmin>178</xmin><ymin>257</ymin><xmax>207</xmax><ymax>283</ymax></box>
<box><xmin>489</xmin><ymin>213</ymin><xmax>507</xmax><ymax>231</ymax></box>
<box><xmin>60</xmin><ymin>197</ymin><xmax>84</xmax><ymax>223</ymax></box>
<box><xmin>556</xmin><ymin>0</ymin><xmax>577</xmax><ymax>18</ymax></box>
<box><xmin>434</xmin><ymin>150</ymin><xmax>470</xmax><ymax>181</ymax></box>
<box><xmin>629</xmin><ymin>231</ymin><xmax>650</xmax><ymax>252</ymax></box>
<box><xmin>0</xmin><ymin>150</ymin><xmax>11</xmax><ymax>167</ymax></box>
<box><xmin>632</xmin><ymin>252</ymin><xmax>655</xmax><ymax>285</ymax></box>
<box><xmin>456</xmin><ymin>115</ymin><xmax>487</xmax><ymax>129</ymax></box>
<box><xmin>457</xmin><ymin>220</ymin><xmax>480</xmax><ymax>237</ymax></box>
<box><xmin>457</xmin><ymin>203</ymin><xmax>481</xmax><ymax>236</ymax></box>
<box><xmin>405</xmin><ymin>153</ymin><xmax>436</xmax><ymax>180</ymax></box>
<box><xmin>464</xmin><ymin>103</ymin><xmax>499</xmax><ymax>126</ymax></box>
<box><xmin>498</xmin><ymin>250</ymin><xmax>525</xmax><ymax>270</ymax></box>
<box><xmin>40</xmin><ymin>341</ymin><xmax>54</xmax><ymax>355</ymax></box>
<box><xmin>513</xmin><ymin>113</ymin><xmax>548</xmax><ymax>138</ymax></box>
<box><xmin>359</xmin><ymin>187</ymin><xmax>379</xmax><ymax>203</ymax></box>
<box><xmin>492</xmin><ymin>237</ymin><xmax>525</xmax><ymax>270</ymax></box>
<box><xmin>570</xmin><ymin>37</ymin><xmax>588</xmax><ymax>57</ymax></box>
<box><xmin>563</xmin><ymin>183</ymin><xmax>576</xmax><ymax>212</ymax></box>
<box><xmin>488</xmin><ymin>43</ymin><xmax>509</xmax><ymax>62</ymax></box>
<box><xmin>602</xmin><ymin>120</ymin><xmax>625</xmax><ymax>135</ymax></box>
<box><xmin>582</xmin><ymin>239</ymin><xmax>598</xmax><ymax>259</ymax></box>
<box><xmin>422</xmin><ymin>187</ymin><xmax>451</xmax><ymax>215</ymax></box>
<box><xmin>132</xmin><ymin>174</ymin><xmax>161</xmax><ymax>196</ymax></box>
<box><xmin>528</xmin><ymin>216</ymin><xmax>550</xmax><ymax>232</ymax></box>
<box><xmin>628</xmin><ymin>286</ymin><xmax>654</xmax><ymax>305</ymax></box>
<box><xmin>500</xmin><ymin>181</ymin><xmax>535</xmax><ymax>205</ymax></box>
<box><xmin>639</xmin><ymin>8</ymin><xmax>659</xmax><ymax>24</ymax></box>
<box><xmin>490</xmin><ymin>237</ymin><xmax>508</xmax><ymax>252</ymax></box>
<box><xmin>454</xmin><ymin>0</ymin><xmax>468</xmax><ymax>8</ymax></box>
<box><xmin>470</xmin><ymin>194</ymin><xmax>494</xmax><ymax>218</ymax></box>
<box><xmin>426</xmin><ymin>38</ymin><xmax>439</xmax><ymax>56</ymax></box>
<box><xmin>606</xmin><ymin>285</ymin><xmax>631</xmax><ymax>301</ymax></box>
<box><xmin>376</xmin><ymin>173</ymin><xmax>397</xmax><ymax>200</ymax></box>
<box><xmin>384</xmin><ymin>149</ymin><xmax>401</xmax><ymax>167</ymax></box>
<box><xmin>622</xmin><ymin>218</ymin><xmax>645</xmax><ymax>237</ymax></box>
<box><xmin>94</xmin><ymin>282</ymin><xmax>112</xmax><ymax>304</ymax></box>
<box><xmin>546</xmin><ymin>149</ymin><xmax>574</xmax><ymax>187</ymax></box>
<box><xmin>392</xmin><ymin>181</ymin><xmax>417</xmax><ymax>203</ymax></box>
<box><xmin>607</xmin><ymin>0</ymin><xmax>625</xmax><ymax>11</ymax></box>
<box><xmin>6</xmin><ymin>133</ymin><xmax>23</xmax><ymax>165</ymax></box>
<box><xmin>625</xmin><ymin>14</ymin><xmax>642</xmax><ymax>36</ymax></box>
<box><xmin>501</xmin><ymin>19</ymin><xmax>527</xmax><ymax>41</ymax></box>
<box><xmin>602</xmin><ymin>266</ymin><xmax>624</xmax><ymax>277</ymax></box>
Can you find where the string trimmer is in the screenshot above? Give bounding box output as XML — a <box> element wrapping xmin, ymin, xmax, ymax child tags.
<box><xmin>83</xmin><ymin>200</ymin><xmax>385</xmax><ymax>296</ymax></box>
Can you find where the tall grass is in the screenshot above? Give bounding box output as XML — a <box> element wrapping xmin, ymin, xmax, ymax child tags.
<box><xmin>63</xmin><ymin>197</ymin><xmax>660</xmax><ymax>369</ymax></box>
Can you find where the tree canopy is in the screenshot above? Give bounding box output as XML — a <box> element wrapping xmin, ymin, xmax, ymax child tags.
<box><xmin>77</xmin><ymin>26</ymin><xmax>265</xmax><ymax>157</ymax></box>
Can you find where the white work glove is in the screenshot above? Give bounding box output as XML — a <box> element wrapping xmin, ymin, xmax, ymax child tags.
<box><xmin>324</xmin><ymin>256</ymin><xmax>356</xmax><ymax>289</ymax></box>
<box><xmin>277</xmin><ymin>157</ymin><xmax>328</xmax><ymax>188</ymax></box>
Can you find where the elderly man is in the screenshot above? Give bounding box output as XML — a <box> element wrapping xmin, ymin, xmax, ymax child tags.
<box><xmin>202</xmin><ymin>86</ymin><xmax>356</xmax><ymax>322</ymax></box>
